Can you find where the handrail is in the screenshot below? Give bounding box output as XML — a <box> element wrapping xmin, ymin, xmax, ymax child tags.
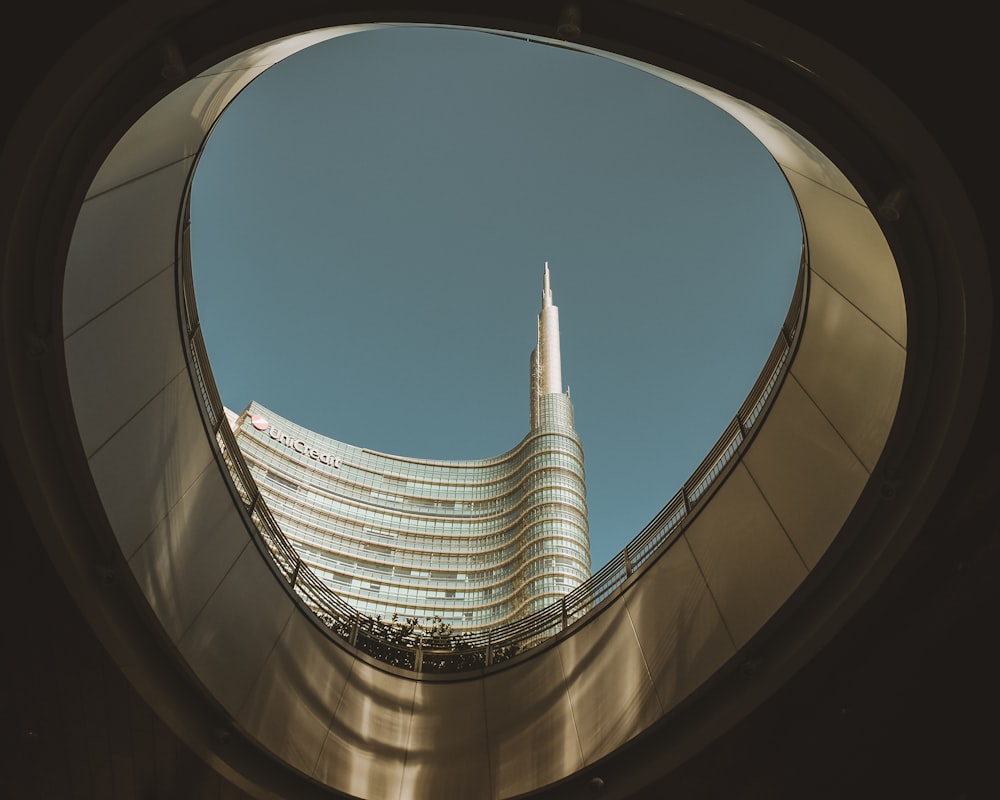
<box><xmin>181</xmin><ymin>225</ymin><xmax>807</xmax><ymax>673</ymax></box>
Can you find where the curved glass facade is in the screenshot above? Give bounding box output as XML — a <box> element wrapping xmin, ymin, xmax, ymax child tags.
<box><xmin>230</xmin><ymin>269</ymin><xmax>590</xmax><ymax>631</ymax></box>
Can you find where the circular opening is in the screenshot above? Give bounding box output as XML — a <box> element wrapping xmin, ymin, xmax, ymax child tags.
<box><xmin>190</xmin><ymin>26</ymin><xmax>802</xmax><ymax>570</ymax></box>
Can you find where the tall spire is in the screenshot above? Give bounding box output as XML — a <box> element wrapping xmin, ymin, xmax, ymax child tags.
<box><xmin>536</xmin><ymin>262</ymin><xmax>563</xmax><ymax>396</ymax></box>
<box><xmin>542</xmin><ymin>261</ymin><xmax>553</xmax><ymax>307</ymax></box>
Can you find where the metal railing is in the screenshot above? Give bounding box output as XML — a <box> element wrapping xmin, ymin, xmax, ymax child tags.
<box><xmin>181</xmin><ymin>223</ymin><xmax>807</xmax><ymax>673</ymax></box>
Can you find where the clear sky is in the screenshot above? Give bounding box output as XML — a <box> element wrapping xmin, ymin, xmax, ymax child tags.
<box><xmin>190</xmin><ymin>26</ymin><xmax>802</xmax><ymax>570</ymax></box>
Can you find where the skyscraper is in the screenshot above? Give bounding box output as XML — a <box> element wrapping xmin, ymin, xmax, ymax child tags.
<box><xmin>231</xmin><ymin>266</ymin><xmax>590</xmax><ymax>631</ymax></box>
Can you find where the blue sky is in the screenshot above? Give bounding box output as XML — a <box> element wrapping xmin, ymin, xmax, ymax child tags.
<box><xmin>191</xmin><ymin>26</ymin><xmax>801</xmax><ymax>569</ymax></box>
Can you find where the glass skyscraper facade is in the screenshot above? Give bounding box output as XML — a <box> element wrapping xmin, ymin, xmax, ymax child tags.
<box><xmin>230</xmin><ymin>267</ymin><xmax>590</xmax><ymax>631</ymax></box>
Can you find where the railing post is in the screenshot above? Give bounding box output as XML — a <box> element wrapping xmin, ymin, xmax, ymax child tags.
<box><xmin>415</xmin><ymin>640</ymin><xmax>424</xmax><ymax>673</ymax></box>
<box><xmin>486</xmin><ymin>633</ymin><xmax>493</xmax><ymax>667</ymax></box>
<box><xmin>624</xmin><ymin>548</ymin><xmax>633</xmax><ymax>577</ymax></box>
<box><xmin>561</xmin><ymin>596</ymin><xmax>568</xmax><ymax>630</ymax></box>
<box><xmin>736</xmin><ymin>414</ymin><xmax>747</xmax><ymax>440</ymax></box>
<box><xmin>682</xmin><ymin>490</ymin><xmax>691</xmax><ymax>515</ymax></box>
<box><xmin>290</xmin><ymin>557</ymin><xmax>301</xmax><ymax>588</ymax></box>
<box><xmin>349</xmin><ymin>611</ymin><xmax>359</xmax><ymax>647</ymax></box>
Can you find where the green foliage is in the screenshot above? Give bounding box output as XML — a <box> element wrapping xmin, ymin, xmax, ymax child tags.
<box><xmin>316</xmin><ymin>608</ymin><xmax>519</xmax><ymax>672</ymax></box>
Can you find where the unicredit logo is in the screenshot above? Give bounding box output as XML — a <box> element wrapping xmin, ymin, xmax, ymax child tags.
<box><xmin>264</xmin><ymin>423</ymin><xmax>342</xmax><ymax>468</ymax></box>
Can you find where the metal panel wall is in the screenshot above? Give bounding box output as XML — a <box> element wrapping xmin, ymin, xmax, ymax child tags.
<box><xmin>65</xmin><ymin>266</ymin><xmax>188</xmax><ymax>458</ymax></box>
<box><xmin>86</xmin><ymin>370</ymin><xmax>214</xmax><ymax>560</ymax></box>
<box><xmin>128</xmin><ymin>463</ymin><xmax>252</xmax><ymax>643</ymax></box>
<box><xmin>624</xmin><ymin>536</ymin><xmax>736</xmax><ymax>716</ymax></box>
<box><xmin>401</xmin><ymin>679</ymin><xmax>492</xmax><ymax>800</ymax></box>
<box><xmin>177</xmin><ymin>545</ymin><xmax>296</xmax><ymax>715</ymax></box>
<box><xmin>65</xmin><ymin>159</ymin><xmax>194</xmax><ymax>337</ymax></box>
<box><xmin>313</xmin><ymin>658</ymin><xmax>416</xmax><ymax>800</ymax></box>
<box><xmin>684</xmin><ymin>464</ymin><xmax>809</xmax><ymax>649</ymax></box>
<box><xmin>483</xmin><ymin>646</ymin><xmax>583</xmax><ymax>798</ymax></box>
<box><xmin>557</xmin><ymin>600</ymin><xmax>663</xmax><ymax>764</ymax></box>
<box><xmin>743</xmin><ymin>376</ymin><xmax>870</xmax><ymax>569</ymax></box>
<box><xmin>787</xmin><ymin>172</ymin><xmax>906</xmax><ymax>346</ymax></box>
<box><xmin>790</xmin><ymin>275</ymin><xmax>906</xmax><ymax>472</ymax></box>
<box><xmin>238</xmin><ymin>611</ymin><xmax>356</xmax><ymax>778</ymax></box>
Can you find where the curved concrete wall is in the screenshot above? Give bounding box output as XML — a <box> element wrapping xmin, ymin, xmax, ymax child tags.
<box><xmin>62</xmin><ymin>26</ymin><xmax>904</xmax><ymax>800</ymax></box>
